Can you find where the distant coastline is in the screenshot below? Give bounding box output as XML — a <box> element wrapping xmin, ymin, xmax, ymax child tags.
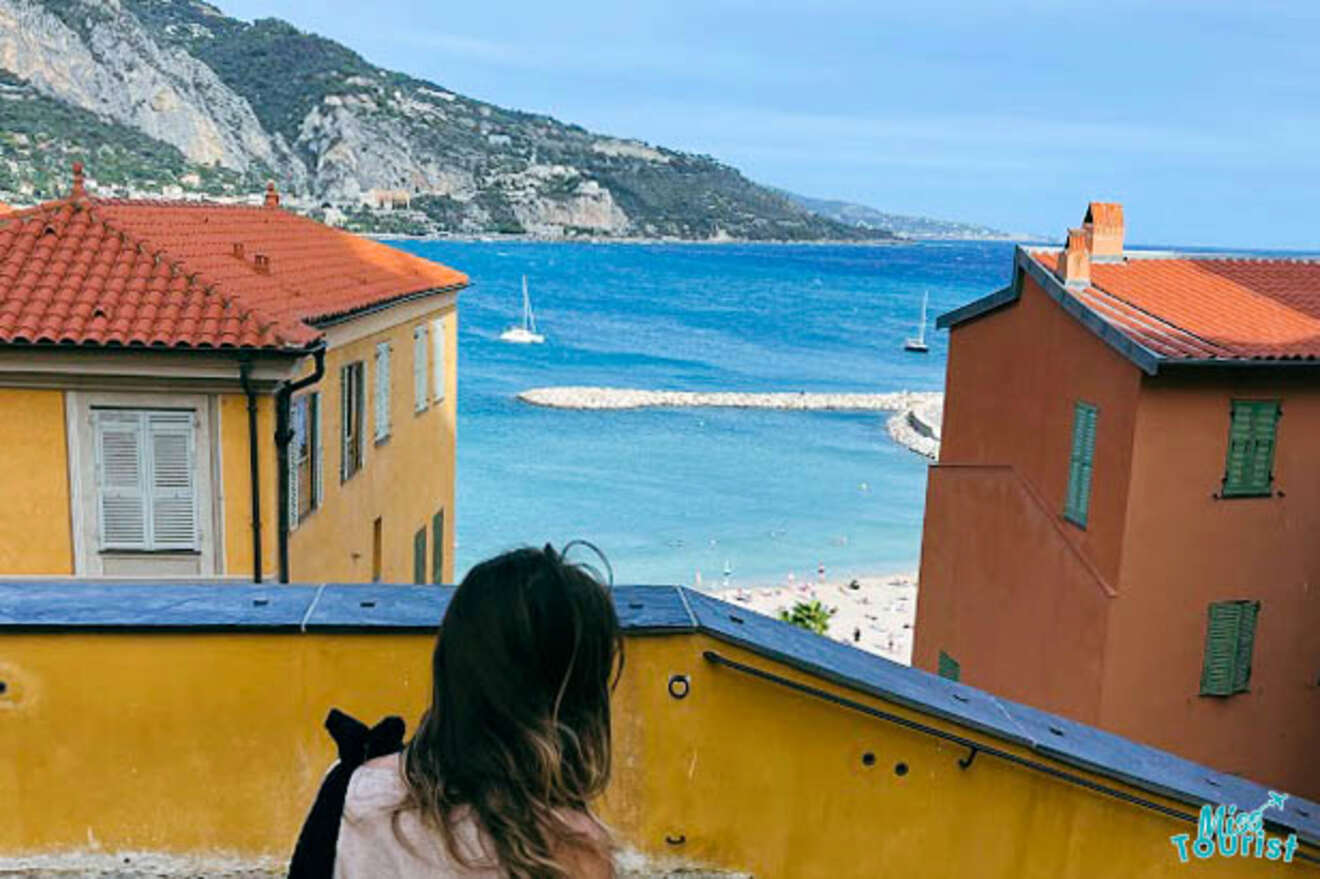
<box><xmin>374</xmin><ymin>232</ymin><xmax>1033</xmax><ymax>246</ymax></box>
<box><xmin>372</xmin><ymin>232</ymin><xmax>905</xmax><ymax>246</ymax></box>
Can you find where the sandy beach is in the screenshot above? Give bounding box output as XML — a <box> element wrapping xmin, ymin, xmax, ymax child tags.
<box><xmin>713</xmin><ymin>572</ymin><xmax>918</xmax><ymax>665</ymax></box>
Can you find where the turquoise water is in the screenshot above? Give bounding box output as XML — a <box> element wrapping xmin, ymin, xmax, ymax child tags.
<box><xmin>390</xmin><ymin>239</ymin><xmax>1013</xmax><ymax>586</ymax></box>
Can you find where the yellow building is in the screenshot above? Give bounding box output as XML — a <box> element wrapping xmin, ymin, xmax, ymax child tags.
<box><xmin>0</xmin><ymin>167</ymin><xmax>466</xmax><ymax>583</ymax></box>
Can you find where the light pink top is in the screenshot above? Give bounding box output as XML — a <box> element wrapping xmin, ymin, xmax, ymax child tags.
<box><xmin>333</xmin><ymin>755</ymin><xmax>611</xmax><ymax>879</ymax></box>
<box><xmin>334</xmin><ymin>755</ymin><xmax>503</xmax><ymax>878</ymax></box>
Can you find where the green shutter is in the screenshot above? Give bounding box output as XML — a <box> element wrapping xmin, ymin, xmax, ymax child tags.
<box><xmin>1233</xmin><ymin>601</ymin><xmax>1260</xmax><ymax>692</ymax></box>
<box><xmin>938</xmin><ymin>650</ymin><xmax>961</xmax><ymax>682</ymax></box>
<box><xmin>1065</xmin><ymin>402</ymin><xmax>1098</xmax><ymax>526</ymax></box>
<box><xmin>1201</xmin><ymin>600</ymin><xmax>1260</xmax><ymax>696</ymax></box>
<box><xmin>1224</xmin><ymin>401</ymin><xmax>1279</xmax><ymax>497</ymax></box>
<box><xmin>413</xmin><ymin>527</ymin><xmax>426</xmax><ymax>585</ymax></box>
<box><xmin>431</xmin><ymin>509</ymin><xmax>445</xmax><ymax>585</ymax></box>
<box><xmin>1201</xmin><ymin>603</ymin><xmax>1241</xmax><ymax>696</ymax></box>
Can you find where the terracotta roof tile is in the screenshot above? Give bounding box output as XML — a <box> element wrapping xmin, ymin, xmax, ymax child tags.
<box><xmin>1030</xmin><ymin>249</ymin><xmax>1320</xmax><ymax>362</ymax></box>
<box><xmin>0</xmin><ymin>194</ymin><xmax>467</xmax><ymax>351</ymax></box>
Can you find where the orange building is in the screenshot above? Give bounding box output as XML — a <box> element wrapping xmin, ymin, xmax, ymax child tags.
<box><xmin>915</xmin><ymin>202</ymin><xmax>1320</xmax><ymax>798</ymax></box>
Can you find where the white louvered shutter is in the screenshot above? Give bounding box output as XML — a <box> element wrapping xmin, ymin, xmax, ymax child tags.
<box><xmin>374</xmin><ymin>342</ymin><xmax>391</xmax><ymax>441</ymax></box>
<box><xmin>289</xmin><ymin>397</ymin><xmax>304</xmax><ymax>530</ymax></box>
<box><xmin>147</xmin><ymin>411</ymin><xmax>198</xmax><ymax>550</ymax></box>
<box><xmin>312</xmin><ymin>392</ymin><xmax>323</xmax><ymax>511</ymax></box>
<box><xmin>413</xmin><ymin>325</ymin><xmax>428</xmax><ymax>411</ymax></box>
<box><xmin>432</xmin><ymin>318</ymin><xmax>446</xmax><ymax>402</ymax></box>
<box><xmin>340</xmin><ymin>367</ymin><xmax>350</xmax><ymax>481</ymax></box>
<box><xmin>95</xmin><ymin>411</ymin><xmax>148</xmax><ymax>550</ymax></box>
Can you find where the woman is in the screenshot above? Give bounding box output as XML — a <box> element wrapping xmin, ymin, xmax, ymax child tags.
<box><xmin>293</xmin><ymin>544</ymin><xmax>622</xmax><ymax>879</ymax></box>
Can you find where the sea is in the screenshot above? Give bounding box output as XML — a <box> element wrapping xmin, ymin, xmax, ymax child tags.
<box><xmin>389</xmin><ymin>238</ymin><xmax>1015</xmax><ymax>588</ymax></box>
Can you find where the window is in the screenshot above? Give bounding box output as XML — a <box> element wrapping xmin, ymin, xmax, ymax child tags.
<box><xmin>1223</xmin><ymin>400</ymin><xmax>1280</xmax><ymax>497</ymax></box>
<box><xmin>291</xmin><ymin>392</ymin><xmax>321</xmax><ymax>526</ymax></box>
<box><xmin>93</xmin><ymin>409</ymin><xmax>198</xmax><ymax>552</ymax></box>
<box><xmin>937</xmin><ymin>650</ymin><xmax>961</xmax><ymax>682</ymax></box>
<box><xmin>340</xmin><ymin>362</ymin><xmax>365</xmax><ymax>481</ymax></box>
<box><xmin>413</xmin><ymin>325</ymin><xmax>429</xmax><ymax>413</ymax></box>
<box><xmin>413</xmin><ymin>527</ymin><xmax>427</xmax><ymax>584</ymax></box>
<box><xmin>431</xmin><ymin>509</ymin><xmax>445</xmax><ymax>584</ymax></box>
<box><xmin>431</xmin><ymin>317</ymin><xmax>447</xmax><ymax>403</ymax></box>
<box><xmin>1064</xmin><ymin>402</ymin><xmax>1098</xmax><ymax>527</ymax></box>
<box><xmin>1201</xmin><ymin>600</ymin><xmax>1260</xmax><ymax>696</ymax></box>
<box><xmin>371</xmin><ymin>517</ymin><xmax>383</xmax><ymax>582</ymax></box>
<box><xmin>374</xmin><ymin>342</ymin><xmax>391</xmax><ymax>442</ymax></box>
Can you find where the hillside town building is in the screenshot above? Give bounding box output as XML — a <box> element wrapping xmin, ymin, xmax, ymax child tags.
<box><xmin>0</xmin><ymin>165</ymin><xmax>465</xmax><ymax>583</ymax></box>
<box><xmin>916</xmin><ymin>202</ymin><xmax>1320</xmax><ymax>797</ymax></box>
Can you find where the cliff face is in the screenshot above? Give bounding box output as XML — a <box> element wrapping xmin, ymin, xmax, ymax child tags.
<box><xmin>0</xmin><ymin>0</ymin><xmax>887</xmax><ymax>241</ymax></box>
<box><xmin>0</xmin><ymin>0</ymin><xmax>303</xmax><ymax>181</ymax></box>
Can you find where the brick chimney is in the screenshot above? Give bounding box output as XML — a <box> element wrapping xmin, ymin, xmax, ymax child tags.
<box><xmin>1057</xmin><ymin>227</ymin><xmax>1091</xmax><ymax>287</ymax></box>
<box><xmin>71</xmin><ymin>161</ymin><xmax>86</xmax><ymax>199</ymax></box>
<box><xmin>264</xmin><ymin>181</ymin><xmax>279</xmax><ymax>208</ymax></box>
<box><xmin>1084</xmin><ymin>202</ymin><xmax>1124</xmax><ymax>258</ymax></box>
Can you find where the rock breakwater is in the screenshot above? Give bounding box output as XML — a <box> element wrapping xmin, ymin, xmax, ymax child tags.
<box><xmin>517</xmin><ymin>386</ymin><xmax>943</xmax><ymax>458</ymax></box>
<box><xmin>518</xmin><ymin>386</ymin><xmax>938</xmax><ymax>413</ymax></box>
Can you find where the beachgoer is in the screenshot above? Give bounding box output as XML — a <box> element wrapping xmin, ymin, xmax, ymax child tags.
<box><xmin>292</xmin><ymin>545</ymin><xmax>621</xmax><ymax>879</ymax></box>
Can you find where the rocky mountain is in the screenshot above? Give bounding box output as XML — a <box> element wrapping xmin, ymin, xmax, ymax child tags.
<box><xmin>779</xmin><ymin>191</ymin><xmax>1016</xmax><ymax>240</ymax></box>
<box><xmin>0</xmin><ymin>0</ymin><xmax>890</xmax><ymax>241</ymax></box>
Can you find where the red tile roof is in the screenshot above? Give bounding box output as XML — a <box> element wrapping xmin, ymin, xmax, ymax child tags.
<box><xmin>0</xmin><ymin>193</ymin><xmax>466</xmax><ymax>351</ymax></box>
<box><xmin>1029</xmin><ymin>249</ymin><xmax>1320</xmax><ymax>362</ymax></box>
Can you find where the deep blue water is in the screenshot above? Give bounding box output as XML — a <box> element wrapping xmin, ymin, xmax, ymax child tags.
<box><xmin>390</xmin><ymin>239</ymin><xmax>1013</xmax><ymax>586</ymax></box>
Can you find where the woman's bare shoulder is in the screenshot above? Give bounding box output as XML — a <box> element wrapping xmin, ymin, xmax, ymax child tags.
<box><xmin>556</xmin><ymin>812</ymin><xmax>614</xmax><ymax>879</ymax></box>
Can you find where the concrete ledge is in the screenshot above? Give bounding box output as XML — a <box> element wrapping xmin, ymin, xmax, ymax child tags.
<box><xmin>0</xmin><ymin>851</ymin><xmax>750</xmax><ymax>878</ymax></box>
<box><xmin>2</xmin><ymin>581</ymin><xmax>1317</xmax><ymax>847</ymax></box>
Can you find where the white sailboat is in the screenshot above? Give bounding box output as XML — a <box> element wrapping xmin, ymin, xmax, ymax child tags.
<box><xmin>904</xmin><ymin>291</ymin><xmax>929</xmax><ymax>353</ymax></box>
<box><xmin>500</xmin><ymin>276</ymin><xmax>545</xmax><ymax>344</ymax></box>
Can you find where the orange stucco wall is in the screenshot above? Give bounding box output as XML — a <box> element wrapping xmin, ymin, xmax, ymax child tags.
<box><xmin>915</xmin><ymin>272</ymin><xmax>1140</xmax><ymax>720</ymax></box>
<box><xmin>1102</xmin><ymin>371</ymin><xmax>1320</xmax><ymax>796</ymax></box>
<box><xmin>936</xmin><ymin>273</ymin><xmax>1142</xmax><ymax>584</ymax></box>
<box><xmin>916</xmin><ymin>465</ymin><xmax>1112</xmax><ymax>723</ymax></box>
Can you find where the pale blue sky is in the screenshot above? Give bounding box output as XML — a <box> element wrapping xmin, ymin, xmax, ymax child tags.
<box><xmin>223</xmin><ymin>0</ymin><xmax>1320</xmax><ymax>248</ymax></box>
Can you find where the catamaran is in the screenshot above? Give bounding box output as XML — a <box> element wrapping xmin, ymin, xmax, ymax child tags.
<box><xmin>500</xmin><ymin>276</ymin><xmax>545</xmax><ymax>344</ymax></box>
<box><xmin>904</xmin><ymin>291</ymin><xmax>929</xmax><ymax>353</ymax></box>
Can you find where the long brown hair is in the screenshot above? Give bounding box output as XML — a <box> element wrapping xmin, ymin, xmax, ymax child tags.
<box><xmin>401</xmin><ymin>544</ymin><xmax>623</xmax><ymax>878</ymax></box>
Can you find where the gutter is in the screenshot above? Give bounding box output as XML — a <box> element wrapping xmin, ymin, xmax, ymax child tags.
<box><xmin>237</xmin><ymin>360</ymin><xmax>264</xmax><ymax>584</ymax></box>
<box><xmin>306</xmin><ymin>283</ymin><xmax>466</xmax><ymax>330</ymax></box>
<box><xmin>274</xmin><ymin>343</ymin><xmax>328</xmax><ymax>584</ymax></box>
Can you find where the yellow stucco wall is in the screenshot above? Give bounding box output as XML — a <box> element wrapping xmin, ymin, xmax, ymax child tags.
<box><xmin>1</xmin><ymin>628</ymin><xmax>1309</xmax><ymax>876</ymax></box>
<box><xmin>217</xmin><ymin>393</ymin><xmax>280</xmax><ymax>582</ymax></box>
<box><xmin>0</xmin><ymin>388</ymin><xmax>72</xmax><ymax>574</ymax></box>
<box><xmin>288</xmin><ymin>301</ymin><xmax>457</xmax><ymax>584</ymax></box>
<box><xmin>0</xmin><ymin>296</ymin><xmax>455</xmax><ymax>582</ymax></box>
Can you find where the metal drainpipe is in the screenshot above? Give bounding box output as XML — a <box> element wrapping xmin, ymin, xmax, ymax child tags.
<box><xmin>275</xmin><ymin>343</ymin><xmax>328</xmax><ymax>584</ymax></box>
<box><xmin>238</xmin><ymin>360</ymin><xmax>263</xmax><ymax>584</ymax></box>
